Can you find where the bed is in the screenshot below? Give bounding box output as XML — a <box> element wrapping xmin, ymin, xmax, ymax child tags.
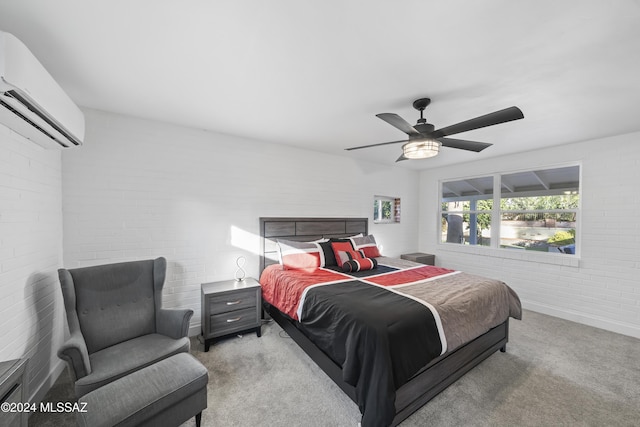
<box><xmin>259</xmin><ymin>217</ymin><xmax>521</xmax><ymax>427</ymax></box>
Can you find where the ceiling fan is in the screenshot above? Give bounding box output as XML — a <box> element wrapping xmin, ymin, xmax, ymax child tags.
<box><xmin>346</xmin><ymin>98</ymin><xmax>524</xmax><ymax>161</ymax></box>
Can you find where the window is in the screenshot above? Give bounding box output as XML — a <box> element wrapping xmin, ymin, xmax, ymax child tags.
<box><xmin>441</xmin><ymin>176</ymin><xmax>493</xmax><ymax>246</ymax></box>
<box><xmin>439</xmin><ymin>165</ymin><xmax>580</xmax><ymax>256</ymax></box>
<box><xmin>374</xmin><ymin>196</ymin><xmax>400</xmax><ymax>224</ymax></box>
<box><xmin>500</xmin><ymin>167</ymin><xmax>579</xmax><ymax>254</ymax></box>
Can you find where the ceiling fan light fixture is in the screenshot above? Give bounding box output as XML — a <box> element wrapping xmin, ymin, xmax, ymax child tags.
<box><xmin>402</xmin><ymin>139</ymin><xmax>440</xmax><ymax>159</ymax></box>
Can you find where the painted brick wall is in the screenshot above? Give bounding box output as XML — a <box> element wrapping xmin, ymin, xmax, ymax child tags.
<box><xmin>419</xmin><ymin>132</ymin><xmax>640</xmax><ymax>338</ymax></box>
<box><xmin>0</xmin><ymin>124</ymin><xmax>66</xmax><ymax>403</ymax></box>
<box><xmin>61</xmin><ymin>109</ymin><xmax>420</xmax><ymax>335</ymax></box>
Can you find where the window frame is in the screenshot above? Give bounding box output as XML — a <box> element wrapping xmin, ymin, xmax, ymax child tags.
<box><xmin>437</xmin><ymin>163</ymin><xmax>581</xmax><ymax>259</ymax></box>
<box><xmin>374</xmin><ymin>195</ymin><xmax>401</xmax><ymax>224</ymax></box>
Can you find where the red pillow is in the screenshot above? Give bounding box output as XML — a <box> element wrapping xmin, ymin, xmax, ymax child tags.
<box><xmin>350</xmin><ymin>234</ymin><xmax>381</xmax><ymax>258</ymax></box>
<box><xmin>335</xmin><ymin>249</ymin><xmax>367</xmax><ymax>266</ymax></box>
<box><xmin>342</xmin><ymin>256</ymin><xmax>378</xmax><ymax>272</ymax></box>
<box><xmin>330</xmin><ymin>241</ymin><xmax>355</xmax><ymax>267</ymax></box>
<box><xmin>278</xmin><ymin>239</ymin><xmax>323</xmax><ymax>270</ymax></box>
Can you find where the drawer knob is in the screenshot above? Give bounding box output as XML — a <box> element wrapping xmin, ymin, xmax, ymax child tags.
<box><xmin>226</xmin><ymin>300</ymin><xmax>241</xmax><ymax>305</ymax></box>
<box><xmin>226</xmin><ymin>317</ymin><xmax>242</xmax><ymax>323</ymax></box>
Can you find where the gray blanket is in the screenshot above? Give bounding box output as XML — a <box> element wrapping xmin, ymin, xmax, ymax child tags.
<box><xmin>376</xmin><ymin>256</ymin><xmax>522</xmax><ymax>353</ymax></box>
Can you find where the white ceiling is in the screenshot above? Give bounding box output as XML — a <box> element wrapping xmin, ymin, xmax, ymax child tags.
<box><xmin>1</xmin><ymin>0</ymin><xmax>639</xmax><ymax>170</ymax></box>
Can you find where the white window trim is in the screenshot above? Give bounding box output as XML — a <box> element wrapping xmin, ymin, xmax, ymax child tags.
<box><xmin>374</xmin><ymin>195</ymin><xmax>400</xmax><ymax>224</ymax></box>
<box><xmin>437</xmin><ymin>163</ymin><xmax>581</xmax><ymax>266</ymax></box>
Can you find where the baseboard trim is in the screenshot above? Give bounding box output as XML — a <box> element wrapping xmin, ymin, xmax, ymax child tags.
<box><xmin>522</xmin><ymin>300</ymin><xmax>640</xmax><ymax>339</ymax></box>
<box><xmin>29</xmin><ymin>359</ymin><xmax>66</xmax><ymax>405</ymax></box>
<box><xmin>189</xmin><ymin>323</ymin><xmax>201</xmax><ymax>337</ymax></box>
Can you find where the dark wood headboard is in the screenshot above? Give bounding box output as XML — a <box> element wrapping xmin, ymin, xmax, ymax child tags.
<box><xmin>259</xmin><ymin>217</ymin><xmax>368</xmax><ymax>274</ymax></box>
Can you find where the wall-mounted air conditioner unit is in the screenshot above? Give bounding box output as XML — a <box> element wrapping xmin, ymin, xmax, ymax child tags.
<box><xmin>0</xmin><ymin>30</ymin><xmax>84</xmax><ymax>148</ymax></box>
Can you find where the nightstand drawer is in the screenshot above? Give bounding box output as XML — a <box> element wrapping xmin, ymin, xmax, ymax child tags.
<box><xmin>0</xmin><ymin>358</ymin><xmax>28</xmax><ymax>427</ymax></box>
<box><xmin>1</xmin><ymin>383</ymin><xmax>22</xmax><ymax>427</ymax></box>
<box><xmin>210</xmin><ymin>307</ymin><xmax>258</xmax><ymax>336</ymax></box>
<box><xmin>2</xmin><ymin>383</ymin><xmax>22</xmax><ymax>404</ymax></box>
<box><xmin>201</xmin><ymin>278</ymin><xmax>262</xmax><ymax>350</ymax></box>
<box><xmin>209</xmin><ymin>288</ymin><xmax>257</xmax><ymax>314</ymax></box>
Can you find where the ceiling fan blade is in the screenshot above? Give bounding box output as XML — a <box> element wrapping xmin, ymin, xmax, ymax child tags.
<box><xmin>439</xmin><ymin>138</ymin><xmax>493</xmax><ymax>152</ymax></box>
<box><xmin>345</xmin><ymin>139</ymin><xmax>408</xmax><ymax>151</ymax></box>
<box><xmin>376</xmin><ymin>113</ymin><xmax>421</xmax><ymax>136</ymax></box>
<box><xmin>430</xmin><ymin>106</ymin><xmax>524</xmax><ymax>138</ymax></box>
<box><xmin>396</xmin><ymin>154</ymin><xmax>408</xmax><ymax>162</ymax></box>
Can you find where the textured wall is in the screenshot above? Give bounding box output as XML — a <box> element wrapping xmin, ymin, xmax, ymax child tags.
<box><xmin>0</xmin><ymin>124</ymin><xmax>66</xmax><ymax>402</ymax></box>
<box><xmin>61</xmin><ymin>109</ymin><xmax>420</xmax><ymax>335</ymax></box>
<box><xmin>419</xmin><ymin>132</ymin><xmax>640</xmax><ymax>338</ymax></box>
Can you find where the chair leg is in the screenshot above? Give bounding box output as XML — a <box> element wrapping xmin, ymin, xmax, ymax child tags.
<box><xmin>196</xmin><ymin>412</ymin><xmax>202</xmax><ymax>427</ymax></box>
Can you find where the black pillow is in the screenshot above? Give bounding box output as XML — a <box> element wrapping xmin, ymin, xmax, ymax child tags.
<box><xmin>319</xmin><ymin>241</ymin><xmax>337</xmax><ymax>266</ymax></box>
<box><xmin>320</xmin><ymin>238</ymin><xmax>355</xmax><ymax>267</ymax></box>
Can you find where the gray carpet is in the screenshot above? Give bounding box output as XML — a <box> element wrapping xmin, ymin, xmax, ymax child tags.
<box><xmin>29</xmin><ymin>310</ymin><xmax>640</xmax><ymax>426</ymax></box>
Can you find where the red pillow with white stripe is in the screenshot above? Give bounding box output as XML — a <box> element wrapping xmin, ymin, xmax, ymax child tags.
<box><xmin>335</xmin><ymin>249</ymin><xmax>365</xmax><ymax>266</ymax></box>
<box><xmin>338</xmin><ymin>250</ymin><xmax>378</xmax><ymax>272</ymax></box>
<box><xmin>330</xmin><ymin>241</ymin><xmax>355</xmax><ymax>267</ymax></box>
<box><xmin>350</xmin><ymin>234</ymin><xmax>381</xmax><ymax>258</ymax></box>
<box><xmin>277</xmin><ymin>239</ymin><xmax>324</xmax><ymax>270</ymax></box>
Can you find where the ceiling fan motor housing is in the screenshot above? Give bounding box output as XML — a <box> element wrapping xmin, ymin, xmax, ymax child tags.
<box><xmin>412</xmin><ymin>98</ymin><xmax>431</xmax><ymax>111</ymax></box>
<box><xmin>413</xmin><ymin>123</ymin><xmax>435</xmax><ymax>136</ymax></box>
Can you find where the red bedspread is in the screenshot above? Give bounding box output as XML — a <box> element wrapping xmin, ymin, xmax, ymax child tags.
<box><xmin>260</xmin><ymin>263</ymin><xmax>455</xmax><ymax>320</ymax></box>
<box><xmin>259</xmin><ymin>257</ymin><xmax>522</xmax><ymax>427</ymax></box>
<box><xmin>361</xmin><ymin>264</ymin><xmax>456</xmax><ymax>287</ymax></box>
<box><xmin>260</xmin><ymin>267</ymin><xmax>351</xmax><ymax>320</ymax></box>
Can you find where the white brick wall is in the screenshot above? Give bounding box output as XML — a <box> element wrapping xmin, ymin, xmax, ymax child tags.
<box><xmin>0</xmin><ymin>124</ymin><xmax>66</xmax><ymax>403</ymax></box>
<box><xmin>62</xmin><ymin>109</ymin><xmax>420</xmax><ymax>335</ymax></box>
<box><xmin>419</xmin><ymin>132</ymin><xmax>640</xmax><ymax>338</ymax></box>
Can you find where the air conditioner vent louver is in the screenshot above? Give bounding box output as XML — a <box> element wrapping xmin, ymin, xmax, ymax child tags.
<box><xmin>0</xmin><ymin>96</ymin><xmax>62</xmax><ymax>146</ymax></box>
<box><xmin>1</xmin><ymin>90</ymin><xmax>80</xmax><ymax>147</ymax></box>
<box><xmin>0</xmin><ymin>31</ymin><xmax>84</xmax><ymax>149</ymax></box>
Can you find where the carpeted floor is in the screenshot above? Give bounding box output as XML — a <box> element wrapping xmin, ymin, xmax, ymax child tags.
<box><xmin>29</xmin><ymin>309</ymin><xmax>640</xmax><ymax>426</ymax></box>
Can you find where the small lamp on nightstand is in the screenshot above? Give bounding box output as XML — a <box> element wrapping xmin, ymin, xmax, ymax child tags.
<box><xmin>234</xmin><ymin>256</ymin><xmax>246</xmax><ymax>282</ymax></box>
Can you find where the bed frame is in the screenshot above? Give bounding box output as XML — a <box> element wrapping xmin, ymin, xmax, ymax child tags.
<box><xmin>259</xmin><ymin>217</ymin><xmax>509</xmax><ymax>426</ymax></box>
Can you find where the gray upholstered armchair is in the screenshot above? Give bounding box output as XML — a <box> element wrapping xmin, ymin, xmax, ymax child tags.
<box><xmin>57</xmin><ymin>257</ymin><xmax>193</xmax><ymax>397</ymax></box>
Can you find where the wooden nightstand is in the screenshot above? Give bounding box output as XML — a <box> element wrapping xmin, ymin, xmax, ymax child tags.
<box><xmin>401</xmin><ymin>252</ymin><xmax>435</xmax><ymax>266</ymax></box>
<box><xmin>0</xmin><ymin>358</ymin><xmax>29</xmax><ymax>427</ymax></box>
<box><xmin>201</xmin><ymin>277</ymin><xmax>262</xmax><ymax>351</ymax></box>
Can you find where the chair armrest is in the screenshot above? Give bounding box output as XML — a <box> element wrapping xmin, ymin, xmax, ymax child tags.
<box><xmin>157</xmin><ymin>308</ymin><xmax>194</xmax><ymax>339</ymax></box>
<box><xmin>57</xmin><ymin>331</ymin><xmax>91</xmax><ymax>381</ymax></box>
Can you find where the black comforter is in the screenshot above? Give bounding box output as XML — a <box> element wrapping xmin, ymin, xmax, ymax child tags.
<box><xmin>299</xmin><ymin>280</ymin><xmax>442</xmax><ymax>427</ymax></box>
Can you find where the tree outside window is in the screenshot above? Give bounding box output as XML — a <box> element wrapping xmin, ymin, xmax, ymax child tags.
<box><xmin>374</xmin><ymin>196</ymin><xmax>400</xmax><ymax>223</ymax></box>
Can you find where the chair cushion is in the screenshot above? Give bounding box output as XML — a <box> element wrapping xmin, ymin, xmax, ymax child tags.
<box><xmin>75</xmin><ymin>334</ymin><xmax>190</xmax><ymax>397</ymax></box>
<box><xmin>70</xmin><ymin>259</ymin><xmax>158</xmax><ymax>354</ymax></box>
<box><xmin>77</xmin><ymin>353</ymin><xmax>208</xmax><ymax>427</ymax></box>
